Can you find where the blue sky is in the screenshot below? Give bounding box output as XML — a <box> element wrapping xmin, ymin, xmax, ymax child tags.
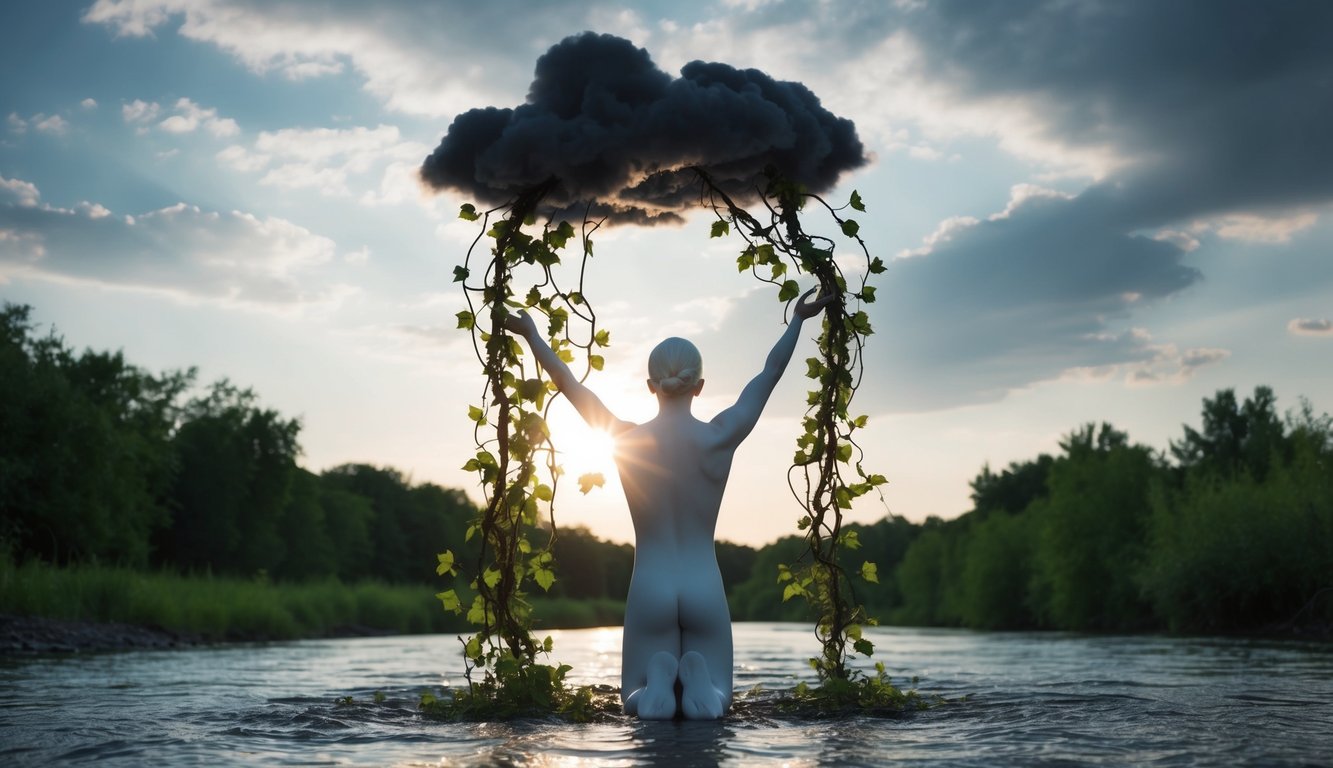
<box><xmin>3</xmin><ymin>0</ymin><xmax>1331</xmax><ymax>546</ymax></box>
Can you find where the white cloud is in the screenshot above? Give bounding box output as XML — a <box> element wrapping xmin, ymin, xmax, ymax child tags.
<box><xmin>1</xmin><ymin>175</ymin><xmax>41</xmax><ymax>207</ymax></box>
<box><xmin>1288</xmin><ymin>318</ymin><xmax>1333</xmax><ymax>337</ymax></box>
<box><xmin>122</xmin><ymin>98</ymin><xmax>161</xmax><ymax>125</ymax></box>
<box><xmin>81</xmin><ymin>98</ymin><xmax>98</xmax><ymax>110</ymax></box>
<box><xmin>33</xmin><ymin>114</ymin><xmax>69</xmax><ymax>135</ymax></box>
<box><xmin>223</xmin><ymin>124</ymin><xmax>427</xmax><ymax>201</ymax></box>
<box><xmin>7</xmin><ymin>113</ymin><xmax>70</xmax><ymax>136</ymax></box>
<box><xmin>158</xmin><ymin>97</ymin><xmax>239</xmax><ymax>137</ymax></box>
<box><xmin>0</xmin><ymin>195</ymin><xmax>351</xmax><ymax>312</ymax></box>
<box><xmin>1213</xmin><ymin>211</ymin><xmax>1319</xmax><ymax>244</ymax></box>
<box><xmin>83</xmin><ymin>0</ymin><xmax>555</xmax><ymax>117</ymax></box>
<box><xmin>1125</xmin><ymin>341</ymin><xmax>1231</xmax><ymax>385</ymax></box>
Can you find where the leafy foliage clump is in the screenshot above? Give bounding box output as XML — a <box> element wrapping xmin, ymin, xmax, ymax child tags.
<box><xmin>782</xmin><ymin>663</ymin><xmax>928</xmax><ymax>717</ymax></box>
<box><xmin>418</xmin><ymin>661</ymin><xmax>621</xmax><ymax>723</ymax></box>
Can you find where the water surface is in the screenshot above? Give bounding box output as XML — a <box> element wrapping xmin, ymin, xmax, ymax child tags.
<box><xmin>3</xmin><ymin>623</ymin><xmax>1330</xmax><ymax>765</ymax></box>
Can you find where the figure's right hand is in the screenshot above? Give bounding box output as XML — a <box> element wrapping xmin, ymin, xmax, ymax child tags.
<box><xmin>502</xmin><ymin>309</ymin><xmax>539</xmax><ymax>338</ymax></box>
<box><xmin>794</xmin><ymin>287</ymin><xmax>837</xmax><ymax>320</ymax></box>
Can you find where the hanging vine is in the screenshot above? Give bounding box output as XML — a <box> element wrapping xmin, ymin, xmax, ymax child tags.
<box><xmin>694</xmin><ymin>167</ymin><xmax>887</xmax><ymax>684</ymax></box>
<box><xmin>430</xmin><ymin>180</ymin><xmax>618</xmax><ymax>719</ymax></box>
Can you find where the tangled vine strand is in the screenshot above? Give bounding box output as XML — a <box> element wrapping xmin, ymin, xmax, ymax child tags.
<box><xmin>693</xmin><ymin>167</ymin><xmax>887</xmax><ymax>681</ymax></box>
<box><xmin>436</xmin><ymin>181</ymin><xmax>611</xmax><ymax>701</ymax></box>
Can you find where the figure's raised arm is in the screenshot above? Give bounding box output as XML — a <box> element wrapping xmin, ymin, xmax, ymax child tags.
<box><xmin>710</xmin><ymin>288</ymin><xmax>836</xmax><ymax>447</ymax></box>
<box><xmin>503</xmin><ymin>310</ymin><xmax>632</xmax><ymax>435</ymax></box>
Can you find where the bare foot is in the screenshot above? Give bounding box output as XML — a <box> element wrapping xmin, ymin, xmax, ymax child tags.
<box><xmin>678</xmin><ymin>651</ymin><xmax>725</xmax><ymax>720</ymax></box>
<box><xmin>636</xmin><ymin>651</ymin><xmax>680</xmax><ymax>720</ymax></box>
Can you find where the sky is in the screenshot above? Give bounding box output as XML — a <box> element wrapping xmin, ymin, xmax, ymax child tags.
<box><xmin>2</xmin><ymin>0</ymin><xmax>1331</xmax><ymax>547</ymax></box>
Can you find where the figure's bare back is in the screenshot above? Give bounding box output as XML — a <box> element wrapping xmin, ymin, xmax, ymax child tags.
<box><xmin>614</xmin><ymin>414</ymin><xmax>735</xmax><ymax>561</ymax></box>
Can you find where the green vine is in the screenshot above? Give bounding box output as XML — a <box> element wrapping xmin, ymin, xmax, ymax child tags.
<box><xmin>695</xmin><ymin>167</ymin><xmax>887</xmax><ymax>683</ymax></box>
<box><xmin>432</xmin><ymin>180</ymin><xmax>612</xmax><ymax>717</ymax></box>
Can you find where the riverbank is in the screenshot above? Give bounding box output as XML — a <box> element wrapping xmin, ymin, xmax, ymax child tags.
<box><xmin>0</xmin><ymin>558</ymin><xmax>625</xmax><ymax>655</ymax></box>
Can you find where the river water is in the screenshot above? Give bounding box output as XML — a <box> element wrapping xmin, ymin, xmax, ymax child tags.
<box><xmin>2</xmin><ymin>623</ymin><xmax>1330</xmax><ymax>766</ymax></box>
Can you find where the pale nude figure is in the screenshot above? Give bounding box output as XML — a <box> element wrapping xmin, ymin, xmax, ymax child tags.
<box><xmin>505</xmin><ymin>288</ymin><xmax>833</xmax><ymax>719</ymax></box>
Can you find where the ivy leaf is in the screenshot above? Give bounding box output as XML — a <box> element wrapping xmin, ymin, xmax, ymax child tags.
<box><xmin>853</xmin><ymin>638</ymin><xmax>875</xmax><ymax>657</ymax></box>
<box><xmin>467</xmin><ymin>405</ymin><xmax>486</xmax><ymax>425</ymax></box>
<box><xmin>455</xmin><ymin>310</ymin><xmax>475</xmax><ymax>330</ymax></box>
<box><xmin>483</xmin><ymin>567</ymin><xmax>502</xmax><ymax>588</ymax></box>
<box><xmin>861</xmin><ymin>561</ymin><xmax>880</xmax><ymax>584</ymax></box>
<box><xmin>588</xmin><ymin>354</ymin><xmax>604</xmax><ymax>371</ymax></box>
<box><xmin>436</xmin><ymin>550</ymin><xmax>458</xmax><ymax>576</ymax></box>
<box><xmin>533</xmin><ymin>483</ymin><xmax>553</xmax><ymax>502</ymax></box>
<box><xmin>782</xmin><ymin>582</ymin><xmax>806</xmax><ymax>602</ymax></box>
<box><xmin>452</xmin><ymin>265</ymin><xmax>470</xmax><ymax>282</ymax></box>
<box><xmin>533</xmin><ymin>568</ymin><xmax>556</xmax><ymax>592</ymax></box>
<box><xmin>436</xmin><ymin>589</ymin><xmax>461</xmax><ymax>613</ymax></box>
<box><xmin>594</xmin><ymin>328</ymin><xmax>611</xmax><ymax>347</ymax></box>
<box><xmin>578</xmin><ymin>472</ymin><xmax>605</xmax><ymax>494</ymax></box>
<box><xmin>736</xmin><ymin>248</ymin><xmax>754</xmax><ymax>272</ymax></box>
<box><xmin>840</xmin><ymin>219</ymin><xmax>860</xmax><ymax>238</ymax></box>
<box><xmin>710</xmin><ymin>220</ymin><xmax>730</xmax><ymax>238</ymax></box>
<box><xmin>778</xmin><ymin>279</ymin><xmax>800</xmax><ymax>302</ymax></box>
<box><xmin>869</xmin><ymin>257</ymin><xmax>886</xmax><ymax>274</ymax></box>
<box><xmin>458</xmin><ymin>203</ymin><xmax>479</xmax><ymax>221</ymax></box>
<box><xmin>464</xmin><ymin>634</ymin><xmax>483</xmax><ymax>659</ymax></box>
<box><xmin>849</xmin><ymin>190</ymin><xmax>866</xmax><ymax>212</ymax></box>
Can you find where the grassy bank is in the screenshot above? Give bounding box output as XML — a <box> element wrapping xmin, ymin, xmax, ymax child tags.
<box><xmin>0</xmin><ymin>555</ymin><xmax>624</xmax><ymax>642</ymax></box>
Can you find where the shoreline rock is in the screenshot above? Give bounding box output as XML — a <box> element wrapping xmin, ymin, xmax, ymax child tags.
<box><xmin>0</xmin><ymin>613</ymin><xmax>204</xmax><ymax>656</ymax></box>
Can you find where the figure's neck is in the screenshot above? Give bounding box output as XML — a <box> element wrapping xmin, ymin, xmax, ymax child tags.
<box><xmin>656</xmin><ymin>394</ymin><xmax>694</xmax><ymax>418</ymax></box>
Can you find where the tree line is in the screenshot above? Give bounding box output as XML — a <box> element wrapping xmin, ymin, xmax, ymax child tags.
<box><xmin>1</xmin><ymin>304</ymin><xmax>474</xmax><ymax>584</ymax></box>
<box><xmin>4</xmin><ymin>303</ymin><xmax>1330</xmax><ymax>634</ymax></box>
<box><xmin>727</xmin><ymin>385</ymin><xmax>1331</xmax><ymax>635</ymax></box>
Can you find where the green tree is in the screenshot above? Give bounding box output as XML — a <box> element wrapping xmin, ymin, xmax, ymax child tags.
<box><xmin>318</xmin><ymin>482</ymin><xmax>375</xmax><ymax>580</ymax></box>
<box><xmin>956</xmin><ymin>511</ymin><xmax>1036</xmax><ymax>629</ymax></box>
<box><xmin>1</xmin><ymin>304</ymin><xmax>188</xmax><ymax>567</ymax></box>
<box><xmin>891</xmin><ymin>518</ymin><xmax>966</xmax><ymax>627</ymax></box>
<box><xmin>1029</xmin><ymin>424</ymin><xmax>1158</xmax><ymax>630</ymax></box>
<box><xmin>1144</xmin><ymin>396</ymin><xmax>1333</xmax><ymax>631</ymax></box>
<box><xmin>321</xmin><ymin>464</ymin><xmax>413</xmax><ymax>582</ymax></box>
<box><xmin>1171</xmin><ymin>386</ymin><xmax>1287</xmax><ymax>482</ymax></box>
<box><xmin>970</xmin><ymin>454</ymin><xmax>1053</xmax><ymax>519</ymax></box>
<box><xmin>160</xmin><ymin>381</ymin><xmax>300</xmax><ymax>575</ymax></box>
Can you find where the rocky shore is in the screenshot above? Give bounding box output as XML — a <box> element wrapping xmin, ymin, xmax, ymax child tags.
<box><xmin>0</xmin><ymin>613</ymin><xmax>204</xmax><ymax>655</ymax></box>
<box><xmin>0</xmin><ymin>614</ymin><xmax>412</xmax><ymax>656</ymax></box>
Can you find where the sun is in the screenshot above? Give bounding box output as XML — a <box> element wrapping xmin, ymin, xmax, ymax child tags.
<box><xmin>549</xmin><ymin>410</ymin><xmax>617</xmax><ymax>480</ymax></box>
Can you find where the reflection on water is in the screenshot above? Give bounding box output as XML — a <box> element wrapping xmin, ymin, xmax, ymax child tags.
<box><xmin>2</xmin><ymin>623</ymin><xmax>1331</xmax><ymax>766</ymax></box>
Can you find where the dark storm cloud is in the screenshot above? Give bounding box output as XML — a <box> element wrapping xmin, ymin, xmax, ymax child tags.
<box><xmin>864</xmin><ymin>190</ymin><xmax>1203</xmax><ymax>409</ymax></box>
<box><xmin>799</xmin><ymin>0</ymin><xmax>1332</xmax><ymax>407</ymax></box>
<box><xmin>419</xmin><ymin>32</ymin><xmax>866</xmax><ymax>223</ymax></box>
<box><xmin>905</xmin><ymin>0</ymin><xmax>1333</xmax><ymax>224</ymax></box>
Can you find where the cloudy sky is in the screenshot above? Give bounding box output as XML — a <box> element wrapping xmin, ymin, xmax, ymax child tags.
<box><xmin>3</xmin><ymin>0</ymin><xmax>1330</xmax><ymax>547</ymax></box>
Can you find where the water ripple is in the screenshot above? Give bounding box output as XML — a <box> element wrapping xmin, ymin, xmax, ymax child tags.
<box><xmin>3</xmin><ymin>625</ymin><xmax>1332</xmax><ymax>766</ymax></box>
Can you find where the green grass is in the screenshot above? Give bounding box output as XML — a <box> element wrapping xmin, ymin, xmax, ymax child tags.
<box><xmin>0</xmin><ymin>554</ymin><xmax>625</xmax><ymax>641</ymax></box>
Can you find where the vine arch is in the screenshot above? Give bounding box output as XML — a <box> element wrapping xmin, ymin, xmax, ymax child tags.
<box><xmin>430</xmin><ymin>167</ymin><xmax>897</xmax><ymax>717</ymax></box>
